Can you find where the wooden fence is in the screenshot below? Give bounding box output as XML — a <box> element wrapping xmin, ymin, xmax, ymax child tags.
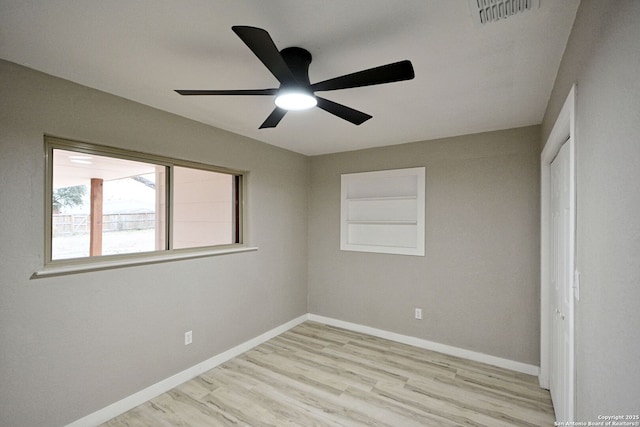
<box><xmin>52</xmin><ymin>213</ymin><xmax>155</xmax><ymax>236</ymax></box>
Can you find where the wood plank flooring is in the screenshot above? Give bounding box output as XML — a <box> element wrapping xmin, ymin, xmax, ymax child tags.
<box><xmin>101</xmin><ymin>321</ymin><xmax>555</xmax><ymax>426</ymax></box>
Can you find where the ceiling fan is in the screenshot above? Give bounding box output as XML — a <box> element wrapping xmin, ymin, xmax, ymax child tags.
<box><xmin>175</xmin><ymin>26</ymin><xmax>415</xmax><ymax>129</ymax></box>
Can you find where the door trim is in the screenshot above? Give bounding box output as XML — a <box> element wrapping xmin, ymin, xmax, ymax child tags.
<box><xmin>540</xmin><ymin>84</ymin><xmax>576</xmax><ymax>418</ymax></box>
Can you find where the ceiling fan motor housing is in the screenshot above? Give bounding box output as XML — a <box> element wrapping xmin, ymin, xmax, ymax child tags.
<box><xmin>279</xmin><ymin>47</ymin><xmax>312</xmax><ymax>87</ymax></box>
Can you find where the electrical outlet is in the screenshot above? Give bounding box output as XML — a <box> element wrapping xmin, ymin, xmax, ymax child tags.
<box><xmin>184</xmin><ymin>330</ymin><xmax>193</xmax><ymax>346</ymax></box>
<box><xmin>414</xmin><ymin>308</ymin><xmax>423</xmax><ymax>320</ymax></box>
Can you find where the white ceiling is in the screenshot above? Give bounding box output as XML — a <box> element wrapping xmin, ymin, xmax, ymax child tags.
<box><xmin>0</xmin><ymin>1</ymin><xmax>579</xmax><ymax>155</ymax></box>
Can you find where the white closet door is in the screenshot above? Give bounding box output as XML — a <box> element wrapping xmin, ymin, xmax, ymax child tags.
<box><xmin>549</xmin><ymin>138</ymin><xmax>574</xmax><ymax>422</ymax></box>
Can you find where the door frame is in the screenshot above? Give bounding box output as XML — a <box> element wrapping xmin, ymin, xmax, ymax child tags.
<box><xmin>540</xmin><ymin>84</ymin><xmax>576</xmax><ymax>418</ymax></box>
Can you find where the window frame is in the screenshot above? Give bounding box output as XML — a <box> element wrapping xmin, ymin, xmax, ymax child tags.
<box><xmin>43</xmin><ymin>136</ymin><xmax>248</xmax><ymax>270</ymax></box>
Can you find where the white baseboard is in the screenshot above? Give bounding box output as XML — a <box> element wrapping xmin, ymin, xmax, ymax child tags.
<box><xmin>66</xmin><ymin>314</ymin><xmax>309</xmax><ymax>427</ymax></box>
<box><xmin>68</xmin><ymin>312</ymin><xmax>539</xmax><ymax>426</ymax></box>
<box><xmin>308</xmin><ymin>314</ymin><xmax>540</xmax><ymax>377</ymax></box>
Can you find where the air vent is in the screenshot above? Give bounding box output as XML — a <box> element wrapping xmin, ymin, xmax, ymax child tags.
<box><xmin>469</xmin><ymin>0</ymin><xmax>540</xmax><ymax>25</ymax></box>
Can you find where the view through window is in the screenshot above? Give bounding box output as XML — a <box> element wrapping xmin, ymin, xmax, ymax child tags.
<box><xmin>49</xmin><ymin>142</ymin><xmax>242</xmax><ymax>262</ymax></box>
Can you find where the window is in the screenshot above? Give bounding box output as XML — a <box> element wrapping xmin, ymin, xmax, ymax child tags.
<box><xmin>340</xmin><ymin>167</ymin><xmax>425</xmax><ymax>256</ymax></box>
<box><xmin>46</xmin><ymin>137</ymin><xmax>243</xmax><ymax>264</ymax></box>
<box><xmin>172</xmin><ymin>166</ymin><xmax>239</xmax><ymax>249</ymax></box>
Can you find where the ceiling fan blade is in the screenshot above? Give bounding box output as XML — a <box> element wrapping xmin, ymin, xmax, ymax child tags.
<box><xmin>175</xmin><ymin>89</ymin><xmax>278</xmax><ymax>96</ymax></box>
<box><xmin>311</xmin><ymin>60</ymin><xmax>414</xmax><ymax>92</ymax></box>
<box><xmin>315</xmin><ymin>96</ymin><xmax>372</xmax><ymax>125</ymax></box>
<box><xmin>232</xmin><ymin>26</ymin><xmax>296</xmax><ymax>85</ymax></box>
<box><xmin>259</xmin><ymin>107</ymin><xmax>287</xmax><ymax>129</ymax></box>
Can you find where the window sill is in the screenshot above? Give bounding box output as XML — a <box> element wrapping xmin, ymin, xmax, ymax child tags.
<box><xmin>32</xmin><ymin>246</ymin><xmax>259</xmax><ymax>278</ymax></box>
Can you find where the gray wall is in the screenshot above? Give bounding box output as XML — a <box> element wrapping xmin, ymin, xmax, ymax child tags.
<box><xmin>0</xmin><ymin>60</ymin><xmax>309</xmax><ymax>427</ymax></box>
<box><xmin>308</xmin><ymin>126</ymin><xmax>541</xmax><ymax>365</ymax></box>
<box><xmin>541</xmin><ymin>0</ymin><xmax>640</xmax><ymax>419</ymax></box>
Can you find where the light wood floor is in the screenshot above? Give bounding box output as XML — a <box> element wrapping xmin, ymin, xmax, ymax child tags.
<box><xmin>102</xmin><ymin>321</ymin><xmax>555</xmax><ymax>426</ymax></box>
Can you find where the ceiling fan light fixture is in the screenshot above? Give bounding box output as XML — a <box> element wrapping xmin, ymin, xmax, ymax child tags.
<box><xmin>175</xmin><ymin>26</ymin><xmax>415</xmax><ymax>128</ymax></box>
<box><xmin>274</xmin><ymin>90</ymin><xmax>317</xmax><ymax>111</ymax></box>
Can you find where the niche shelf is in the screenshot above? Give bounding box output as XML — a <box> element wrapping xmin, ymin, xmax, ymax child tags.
<box><xmin>340</xmin><ymin>167</ymin><xmax>425</xmax><ymax>256</ymax></box>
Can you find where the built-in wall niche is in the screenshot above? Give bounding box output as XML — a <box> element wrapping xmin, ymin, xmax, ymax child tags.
<box><xmin>340</xmin><ymin>167</ymin><xmax>425</xmax><ymax>256</ymax></box>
